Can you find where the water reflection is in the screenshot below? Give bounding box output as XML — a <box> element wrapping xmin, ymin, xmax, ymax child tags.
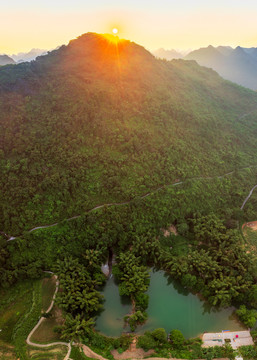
<box><xmin>96</xmin><ymin>269</ymin><xmax>245</xmax><ymax>338</ymax></box>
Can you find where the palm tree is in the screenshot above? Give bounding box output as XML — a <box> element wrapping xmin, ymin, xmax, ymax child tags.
<box><xmin>61</xmin><ymin>314</ymin><xmax>94</xmax><ymax>343</ymax></box>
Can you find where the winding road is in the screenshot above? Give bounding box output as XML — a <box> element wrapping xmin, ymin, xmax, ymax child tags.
<box><xmin>25</xmin><ymin>273</ymin><xmax>192</xmax><ymax>360</ymax></box>
<box><xmin>21</xmin><ymin>174</ymin><xmax>257</xmax><ymax>360</ymax></box>
<box><xmin>26</xmin><ymin>274</ymin><xmax>72</xmax><ymax>360</ymax></box>
<box><xmin>4</xmin><ymin>163</ymin><xmax>257</xmax><ymax>241</ymax></box>
<box><xmin>241</xmin><ymin>184</ymin><xmax>257</xmax><ymax>210</ymax></box>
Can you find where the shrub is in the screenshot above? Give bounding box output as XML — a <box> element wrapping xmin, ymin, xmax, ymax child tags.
<box><xmin>134</xmin><ymin>292</ymin><xmax>149</xmax><ymax>311</ymax></box>
<box><xmin>151</xmin><ymin>328</ymin><xmax>167</xmax><ymax>344</ymax></box>
<box><xmin>169</xmin><ymin>329</ymin><xmax>185</xmax><ymax>349</ymax></box>
<box><xmin>236</xmin><ymin>305</ymin><xmax>257</xmax><ymax>328</ymax></box>
<box><xmin>137</xmin><ymin>334</ymin><xmax>157</xmax><ymax>351</ymax></box>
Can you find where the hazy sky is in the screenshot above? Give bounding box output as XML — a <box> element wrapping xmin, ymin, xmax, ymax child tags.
<box><xmin>1</xmin><ymin>0</ymin><xmax>257</xmax><ymax>54</ymax></box>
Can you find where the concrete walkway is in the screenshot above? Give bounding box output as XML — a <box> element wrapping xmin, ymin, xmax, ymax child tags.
<box><xmin>202</xmin><ymin>330</ymin><xmax>253</xmax><ymax>349</ymax></box>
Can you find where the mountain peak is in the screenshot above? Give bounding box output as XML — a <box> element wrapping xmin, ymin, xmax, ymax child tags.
<box><xmin>231</xmin><ymin>46</ymin><xmax>249</xmax><ymax>59</ymax></box>
<box><xmin>234</xmin><ymin>46</ymin><xmax>246</xmax><ymax>54</ymax></box>
<box><xmin>66</xmin><ymin>32</ymin><xmax>153</xmax><ymax>63</ymax></box>
<box><xmin>49</xmin><ymin>32</ymin><xmax>157</xmax><ymax>83</ymax></box>
<box><xmin>0</xmin><ymin>54</ymin><xmax>15</xmax><ymax>66</ymax></box>
<box><xmin>185</xmin><ymin>45</ymin><xmax>223</xmax><ymax>63</ymax></box>
<box><xmin>0</xmin><ymin>32</ymin><xmax>158</xmax><ymax>94</ymax></box>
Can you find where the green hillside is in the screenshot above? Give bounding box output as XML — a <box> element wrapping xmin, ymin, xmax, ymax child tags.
<box><xmin>1</xmin><ymin>32</ymin><xmax>257</xmax><ymax>358</ymax></box>
<box><xmin>1</xmin><ymin>33</ymin><xmax>257</xmax><ymax>236</ymax></box>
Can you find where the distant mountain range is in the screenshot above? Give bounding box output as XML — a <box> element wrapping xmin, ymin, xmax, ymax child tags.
<box><xmin>153</xmin><ymin>45</ymin><xmax>257</xmax><ymax>90</ymax></box>
<box><xmin>11</xmin><ymin>48</ymin><xmax>47</xmax><ymax>63</ymax></box>
<box><xmin>153</xmin><ymin>48</ymin><xmax>184</xmax><ymax>60</ymax></box>
<box><xmin>3</xmin><ymin>44</ymin><xmax>257</xmax><ymax>89</ymax></box>
<box><xmin>0</xmin><ymin>49</ymin><xmax>47</xmax><ymax>66</ymax></box>
<box><xmin>0</xmin><ymin>55</ymin><xmax>15</xmax><ymax>66</ymax></box>
<box><xmin>185</xmin><ymin>45</ymin><xmax>257</xmax><ymax>90</ymax></box>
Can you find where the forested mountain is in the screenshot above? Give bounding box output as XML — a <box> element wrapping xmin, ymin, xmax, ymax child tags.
<box><xmin>1</xmin><ymin>34</ymin><xmax>257</xmax><ymax>356</ymax></box>
<box><xmin>185</xmin><ymin>45</ymin><xmax>257</xmax><ymax>90</ymax></box>
<box><xmin>1</xmin><ymin>32</ymin><xmax>257</xmax><ymax>235</ymax></box>
<box><xmin>0</xmin><ymin>54</ymin><xmax>15</xmax><ymax>66</ymax></box>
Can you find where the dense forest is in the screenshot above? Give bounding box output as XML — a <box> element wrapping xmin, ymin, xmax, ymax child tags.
<box><xmin>1</xmin><ymin>33</ymin><xmax>257</xmax><ymax>358</ymax></box>
<box><xmin>1</xmin><ymin>33</ymin><xmax>257</xmax><ymax>235</ymax></box>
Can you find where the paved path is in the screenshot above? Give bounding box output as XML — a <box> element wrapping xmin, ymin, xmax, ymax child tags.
<box><xmin>82</xmin><ymin>345</ymin><xmax>227</xmax><ymax>360</ymax></box>
<box><xmin>202</xmin><ymin>330</ymin><xmax>253</xmax><ymax>349</ymax></box>
<box><xmin>5</xmin><ymin>163</ymin><xmax>257</xmax><ymax>241</ymax></box>
<box><xmin>82</xmin><ymin>344</ymin><xmax>107</xmax><ymax>360</ymax></box>
<box><xmin>241</xmin><ymin>184</ymin><xmax>257</xmax><ymax>209</ymax></box>
<box><xmin>3</xmin><ymin>107</ymin><xmax>257</xmax><ymax>241</ymax></box>
<box><xmin>26</xmin><ymin>275</ymin><xmax>72</xmax><ymax>360</ymax></box>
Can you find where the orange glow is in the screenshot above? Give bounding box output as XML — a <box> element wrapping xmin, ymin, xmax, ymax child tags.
<box><xmin>103</xmin><ymin>33</ymin><xmax>121</xmax><ymax>45</ymax></box>
<box><xmin>101</xmin><ymin>34</ymin><xmax>123</xmax><ymax>77</ymax></box>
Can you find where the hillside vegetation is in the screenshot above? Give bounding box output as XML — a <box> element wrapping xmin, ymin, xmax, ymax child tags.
<box><xmin>1</xmin><ymin>33</ymin><xmax>257</xmax><ymax>358</ymax></box>
<box><xmin>1</xmin><ymin>33</ymin><xmax>257</xmax><ymax>235</ymax></box>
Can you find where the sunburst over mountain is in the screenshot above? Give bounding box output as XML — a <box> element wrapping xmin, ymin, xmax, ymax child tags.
<box><xmin>1</xmin><ymin>32</ymin><xmax>257</xmax><ymax>234</ymax></box>
<box><xmin>1</xmin><ymin>32</ymin><xmax>257</xmax><ymax>359</ymax></box>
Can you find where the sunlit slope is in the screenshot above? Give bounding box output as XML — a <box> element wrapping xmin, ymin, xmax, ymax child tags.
<box><xmin>1</xmin><ymin>32</ymin><xmax>257</xmax><ymax>234</ymax></box>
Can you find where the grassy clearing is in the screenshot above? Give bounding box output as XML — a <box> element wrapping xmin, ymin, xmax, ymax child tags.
<box><xmin>12</xmin><ymin>279</ymin><xmax>43</xmax><ymax>359</ymax></box>
<box><xmin>70</xmin><ymin>346</ymin><xmax>95</xmax><ymax>360</ymax></box>
<box><xmin>27</xmin><ymin>344</ymin><xmax>67</xmax><ymax>360</ymax></box>
<box><xmin>0</xmin><ymin>340</ymin><xmax>16</xmax><ymax>359</ymax></box>
<box><xmin>159</xmin><ymin>233</ymin><xmax>191</xmax><ymax>256</ymax></box>
<box><xmin>0</xmin><ymin>278</ymin><xmax>42</xmax><ymax>359</ymax></box>
<box><xmin>0</xmin><ymin>275</ymin><xmax>60</xmax><ymax>358</ymax></box>
<box><xmin>30</xmin><ymin>306</ymin><xmax>63</xmax><ymax>344</ymax></box>
<box><xmin>42</xmin><ymin>276</ymin><xmax>56</xmax><ymax>312</ymax></box>
<box><xmin>0</xmin><ymin>280</ymin><xmax>38</xmax><ymax>345</ymax></box>
<box><xmin>243</xmin><ymin>225</ymin><xmax>257</xmax><ymax>252</ymax></box>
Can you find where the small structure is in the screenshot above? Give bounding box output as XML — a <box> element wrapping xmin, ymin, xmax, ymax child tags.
<box><xmin>101</xmin><ymin>263</ymin><xmax>110</xmax><ymax>277</ymax></box>
<box><xmin>202</xmin><ymin>330</ymin><xmax>254</xmax><ymax>349</ymax></box>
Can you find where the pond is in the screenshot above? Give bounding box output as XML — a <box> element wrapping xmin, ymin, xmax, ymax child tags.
<box><xmin>95</xmin><ymin>275</ymin><xmax>131</xmax><ymax>336</ymax></box>
<box><xmin>95</xmin><ymin>270</ymin><xmax>245</xmax><ymax>338</ymax></box>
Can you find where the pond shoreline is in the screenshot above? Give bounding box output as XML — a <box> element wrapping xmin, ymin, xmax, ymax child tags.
<box><xmin>96</xmin><ymin>270</ymin><xmax>245</xmax><ymax>338</ymax></box>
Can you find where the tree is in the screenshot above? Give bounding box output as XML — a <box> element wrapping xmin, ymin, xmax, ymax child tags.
<box><xmin>61</xmin><ymin>314</ymin><xmax>94</xmax><ymax>342</ymax></box>
<box><xmin>169</xmin><ymin>329</ymin><xmax>185</xmax><ymax>349</ymax></box>
<box><xmin>137</xmin><ymin>334</ymin><xmax>157</xmax><ymax>351</ymax></box>
<box><xmin>151</xmin><ymin>328</ymin><xmax>167</xmax><ymax>344</ymax></box>
<box><xmin>236</xmin><ymin>305</ymin><xmax>257</xmax><ymax>328</ymax></box>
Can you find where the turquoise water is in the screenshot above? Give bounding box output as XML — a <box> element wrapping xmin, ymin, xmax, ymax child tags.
<box><xmin>96</xmin><ymin>270</ymin><xmax>244</xmax><ymax>338</ymax></box>
<box><xmin>95</xmin><ymin>275</ymin><xmax>131</xmax><ymax>335</ymax></box>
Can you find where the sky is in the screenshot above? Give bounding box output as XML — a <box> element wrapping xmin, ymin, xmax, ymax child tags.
<box><xmin>1</xmin><ymin>0</ymin><xmax>257</xmax><ymax>54</ymax></box>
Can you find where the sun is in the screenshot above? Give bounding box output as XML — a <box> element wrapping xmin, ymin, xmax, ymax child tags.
<box><xmin>112</xmin><ymin>28</ymin><xmax>118</xmax><ymax>35</ymax></box>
